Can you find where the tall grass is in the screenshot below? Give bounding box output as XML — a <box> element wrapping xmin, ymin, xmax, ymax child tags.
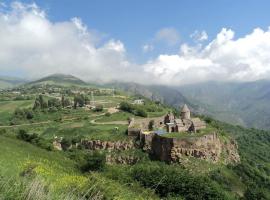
<box><xmin>0</xmin><ymin>174</ymin><xmax>103</xmax><ymax>200</ymax></box>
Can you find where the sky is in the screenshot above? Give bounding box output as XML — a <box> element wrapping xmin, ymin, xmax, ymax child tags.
<box><xmin>1</xmin><ymin>0</ymin><xmax>270</xmax><ymax>85</ymax></box>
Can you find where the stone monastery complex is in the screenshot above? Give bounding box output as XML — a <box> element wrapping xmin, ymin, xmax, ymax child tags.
<box><xmin>128</xmin><ymin>104</ymin><xmax>206</xmax><ymax>137</ymax></box>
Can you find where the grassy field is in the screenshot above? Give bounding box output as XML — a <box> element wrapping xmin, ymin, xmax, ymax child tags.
<box><xmin>41</xmin><ymin>122</ymin><xmax>128</xmax><ymax>141</ymax></box>
<box><xmin>0</xmin><ymin>100</ymin><xmax>33</xmax><ymax>125</ymax></box>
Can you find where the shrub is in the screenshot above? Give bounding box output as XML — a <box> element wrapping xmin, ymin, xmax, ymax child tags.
<box><xmin>148</xmin><ymin>120</ymin><xmax>155</xmax><ymax>131</ymax></box>
<box><xmin>105</xmin><ymin>112</ymin><xmax>111</xmax><ymax>117</ymax></box>
<box><xmin>131</xmin><ymin>163</ymin><xmax>229</xmax><ymax>199</ymax></box>
<box><xmin>119</xmin><ymin>102</ymin><xmax>133</xmax><ymax>112</ymax></box>
<box><xmin>26</xmin><ymin>110</ymin><xmax>34</xmax><ymax>119</ymax></box>
<box><xmin>94</xmin><ymin>105</ymin><xmax>103</xmax><ymax>112</ymax></box>
<box><xmin>61</xmin><ymin>138</ymin><xmax>72</xmax><ymax>150</ymax></box>
<box><xmin>17</xmin><ymin>129</ymin><xmax>38</xmax><ymax>142</ymax></box>
<box><xmin>81</xmin><ymin>151</ymin><xmax>106</xmax><ymax>172</ymax></box>
<box><xmin>119</xmin><ymin>101</ymin><xmax>147</xmax><ymax>117</ymax></box>
<box><xmin>135</xmin><ymin>108</ymin><xmax>147</xmax><ymax>117</ymax></box>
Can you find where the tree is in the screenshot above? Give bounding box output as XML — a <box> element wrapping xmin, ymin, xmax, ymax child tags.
<box><xmin>33</xmin><ymin>99</ymin><xmax>41</xmax><ymax>110</ymax></box>
<box><xmin>61</xmin><ymin>95</ymin><xmax>65</xmax><ymax>108</ymax></box>
<box><xmin>48</xmin><ymin>98</ymin><xmax>61</xmax><ymax>109</ymax></box>
<box><xmin>74</xmin><ymin>95</ymin><xmax>85</xmax><ymax>108</ymax></box>
<box><xmin>119</xmin><ymin>102</ymin><xmax>133</xmax><ymax>112</ymax></box>
<box><xmin>148</xmin><ymin>120</ymin><xmax>155</xmax><ymax>130</ymax></box>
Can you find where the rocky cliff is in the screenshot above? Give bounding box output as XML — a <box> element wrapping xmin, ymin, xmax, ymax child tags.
<box><xmin>150</xmin><ymin>133</ymin><xmax>240</xmax><ymax>164</ymax></box>
<box><xmin>81</xmin><ymin>140</ymin><xmax>135</xmax><ymax>151</ymax></box>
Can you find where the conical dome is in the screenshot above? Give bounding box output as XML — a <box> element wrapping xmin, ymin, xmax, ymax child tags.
<box><xmin>181</xmin><ymin>104</ymin><xmax>190</xmax><ymax>120</ymax></box>
<box><xmin>181</xmin><ymin>104</ymin><xmax>190</xmax><ymax>112</ymax></box>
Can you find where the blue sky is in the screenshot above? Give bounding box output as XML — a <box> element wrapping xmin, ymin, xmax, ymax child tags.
<box><xmin>1</xmin><ymin>0</ymin><xmax>270</xmax><ymax>84</ymax></box>
<box><xmin>3</xmin><ymin>0</ymin><xmax>270</xmax><ymax>62</ymax></box>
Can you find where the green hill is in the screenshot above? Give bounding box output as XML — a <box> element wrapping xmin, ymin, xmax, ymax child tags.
<box><xmin>28</xmin><ymin>74</ymin><xmax>87</xmax><ymax>86</ymax></box>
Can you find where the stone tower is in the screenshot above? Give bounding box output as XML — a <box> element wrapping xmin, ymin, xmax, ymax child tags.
<box><xmin>181</xmin><ymin>104</ymin><xmax>190</xmax><ymax>120</ymax></box>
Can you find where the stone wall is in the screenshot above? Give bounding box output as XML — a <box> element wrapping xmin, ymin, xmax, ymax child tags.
<box><xmin>149</xmin><ymin>133</ymin><xmax>240</xmax><ymax>164</ymax></box>
<box><xmin>81</xmin><ymin>140</ymin><xmax>135</xmax><ymax>151</ymax></box>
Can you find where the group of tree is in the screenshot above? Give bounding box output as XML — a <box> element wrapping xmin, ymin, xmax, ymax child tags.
<box><xmin>13</xmin><ymin>108</ymin><xmax>34</xmax><ymax>120</ymax></box>
<box><xmin>119</xmin><ymin>102</ymin><xmax>147</xmax><ymax>117</ymax></box>
<box><xmin>73</xmin><ymin>94</ymin><xmax>90</xmax><ymax>109</ymax></box>
<box><xmin>33</xmin><ymin>95</ymin><xmax>71</xmax><ymax>111</ymax></box>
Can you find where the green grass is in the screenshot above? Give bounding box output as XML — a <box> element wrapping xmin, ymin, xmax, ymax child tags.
<box><xmin>0</xmin><ymin>135</ymin><xmax>77</xmax><ymax>176</ymax></box>
<box><xmin>162</xmin><ymin>126</ymin><xmax>217</xmax><ymax>139</ymax></box>
<box><xmin>97</xmin><ymin>111</ymin><xmax>136</xmax><ymax>122</ymax></box>
<box><xmin>41</xmin><ymin>122</ymin><xmax>129</xmax><ymax>141</ymax></box>
<box><xmin>0</xmin><ymin>135</ymin><xmax>158</xmax><ymax>199</ymax></box>
<box><xmin>0</xmin><ymin>100</ymin><xmax>33</xmax><ymax>125</ymax></box>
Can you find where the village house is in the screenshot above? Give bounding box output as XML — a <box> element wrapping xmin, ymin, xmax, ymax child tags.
<box><xmin>133</xmin><ymin>99</ymin><xmax>144</xmax><ymax>105</ymax></box>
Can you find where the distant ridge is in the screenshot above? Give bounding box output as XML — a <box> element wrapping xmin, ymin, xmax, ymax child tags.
<box><xmin>0</xmin><ymin>76</ymin><xmax>27</xmax><ymax>89</ymax></box>
<box><xmin>28</xmin><ymin>74</ymin><xmax>86</xmax><ymax>86</ymax></box>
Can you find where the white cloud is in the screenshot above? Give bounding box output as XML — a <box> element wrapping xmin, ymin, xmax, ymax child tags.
<box><xmin>0</xmin><ymin>2</ymin><xmax>146</xmax><ymax>83</ymax></box>
<box><xmin>155</xmin><ymin>27</ymin><xmax>180</xmax><ymax>46</ymax></box>
<box><xmin>1</xmin><ymin>2</ymin><xmax>270</xmax><ymax>86</ymax></box>
<box><xmin>143</xmin><ymin>27</ymin><xmax>270</xmax><ymax>85</ymax></box>
<box><xmin>190</xmin><ymin>30</ymin><xmax>208</xmax><ymax>42</ymax></box>
<box><xmin>142</xmin><ymin>44</ymin><xmax>154</xmax><ymax>53</ymax></box>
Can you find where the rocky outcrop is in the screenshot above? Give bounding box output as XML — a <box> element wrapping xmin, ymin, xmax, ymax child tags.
<box><xmin>81</xmin><ymin>140</ymin><xmax>135</xmax><ymax>151</ymax></box>
<box><xmin>53</xmin><ymin>140</ymin><xmax>62</xmax><ymax>150</ymax></box>
<box><xmin>222</xmin><ymin>138</ymin><xmax>241</xmax><ymax>164</ymax></box>
<box><xmin>149</xmin><ymin>133</ymin><xmax>240</xmax><ymax>164</ymax></box>
<box><xmin>106</xmin><ymin>154</ymin><xmax>139</xmax><ymax>165</ymax></box>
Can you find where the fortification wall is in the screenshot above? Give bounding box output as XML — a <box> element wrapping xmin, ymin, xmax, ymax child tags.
<box><xmin>81</xmin><ymin>140</ymin><xmax>135</xmax><ymax>151</ymax></box>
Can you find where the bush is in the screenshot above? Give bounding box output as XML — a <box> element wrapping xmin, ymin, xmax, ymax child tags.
<box><xmin>105</xmin><ymin>112</ymin><xmax>111</xmax><ymax>117</ymax></box>
<box><xmin>119</xmin><ymin>102</ymin><xmax>133</xmax><ymax>112</ymax></box>
<box><xmin>148</xmin><ymin>120</ymin><xmax>155</xmax><ymax>131</ymax></box>
<box><xmin>26</xmin><ymin>110</ymin><xmax>34</xmax><ymax>119</ymax></box>
<box><xmin>135</xmin><ymin>108</ymin><xmax>147</xmax><ymax>117</ymax></box>
<box><xmin>119</xmin><ymin>101</ymin><xmax>147</xmax><ymax>117</ymax></box>
<box><xmin>13</xmin><ymin>108</ymin><xmax>34</xmax><ymax>120</ymax></box>
<box><xmin>94</xmin><ymin>105</ymin><xmax>103</xmax><ymax>112</ymax></box>
<box><xmin>81</xmin><ymin>151</ymin><xmax>106</xmax><ymax>172</ymax></box>
<box><xmin>16</xmin><ymin>129</ymin><xmax>52</xmax><ymax>151</ymax></box>
<box><xmin>60</xmin><ymin>138</ymin><xmax>72</xmax><ymax>150</ymax></box>
<box><xmin>131</xmin><ymin>163</ymin><xmax>229</xmax><ymax>199</ymax></box>
<box><xmin>17</xmin><ymin>129</ymin><xmax>38</xmax><ymax>142</ymax></box>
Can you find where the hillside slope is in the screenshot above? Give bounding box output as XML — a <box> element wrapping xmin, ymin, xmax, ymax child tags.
<box><xmin>0</xmin><ymin>76</ymin><xmax>26</xmax><ymax>89</ymax></box>
<box><xmin>108</xmin><ymin>82</ymin><xmax>190</xmax><ymax>108</ymax></box>
<box><xmin>28</xmin><ymin>74</ymin><xmax>86</xmax><ymax>86</ymax></box>
<box><xmin>178</xmin><ymin>80</ymin><xmax>270</xmax><ymax>129</ymax></box>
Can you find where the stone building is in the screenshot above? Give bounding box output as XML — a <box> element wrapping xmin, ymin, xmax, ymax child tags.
<box><xmin>165</xmin><ymin>104</ymin><xmax>206</xmax><ymax>133</ymax></box>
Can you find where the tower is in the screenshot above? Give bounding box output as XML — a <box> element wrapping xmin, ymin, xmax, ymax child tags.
<box><xmin>181</xmin><ymin>104</ymin><xmax>190</xmax><ymax>120</ymax></box>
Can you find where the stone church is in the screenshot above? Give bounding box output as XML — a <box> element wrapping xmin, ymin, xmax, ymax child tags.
<box><xmin>164</xmin><ymin>104</ymin><xmax>206</xmax><ymax>133</ymax></box>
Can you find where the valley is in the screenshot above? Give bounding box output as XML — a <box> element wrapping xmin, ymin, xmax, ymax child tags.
<box><xmin>0</xmin><ymin>74</ymin><xmax>269</xmax><ymax>199</ymax></box>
